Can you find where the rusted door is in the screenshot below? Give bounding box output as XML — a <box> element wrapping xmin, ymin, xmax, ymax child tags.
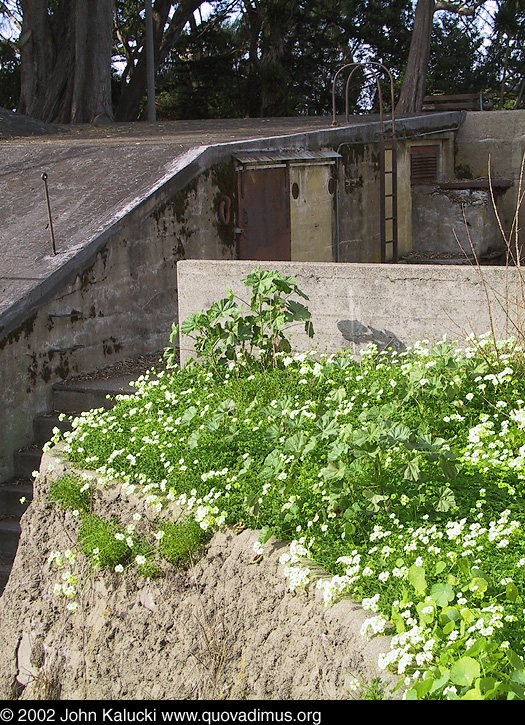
<box><xmin>236</xmin><ymin>166</ymin><xmax>291</xmax><ymax>261</ymax></box>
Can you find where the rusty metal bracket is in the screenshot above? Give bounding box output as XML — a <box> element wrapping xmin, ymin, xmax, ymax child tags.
<box><xmin>41</xmin><ymin>172</ymin><xmax>57</xmax><ymax>255</ymax></box>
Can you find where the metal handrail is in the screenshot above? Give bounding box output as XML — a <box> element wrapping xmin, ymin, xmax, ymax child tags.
<box><xmin>331</xmin><ymin>61</ymin><xmax>396</xmax><ymax>136</ymax></box>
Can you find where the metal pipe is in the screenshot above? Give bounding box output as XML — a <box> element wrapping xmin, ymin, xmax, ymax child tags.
<box><xmin>41</xmin><ymin>173</ymin><xmax>57</xmax><ymax>256</ymax></box>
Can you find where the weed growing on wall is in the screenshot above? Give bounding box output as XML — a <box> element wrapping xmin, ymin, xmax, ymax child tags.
<box><xmin>164</xmin><ymin>266</ymin><xmax>314</xmax><ymax>371</ymax></box>
<box><xmin>44</xmin><ymin>272</ymin><xmax>525</xmax><ymax>701</ymax></box>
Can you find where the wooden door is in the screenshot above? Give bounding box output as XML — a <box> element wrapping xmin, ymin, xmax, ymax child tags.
<box><xmin>236</xmin><ymin>166</ymin><xmax>291</xmax><ymax>261</ymax></box>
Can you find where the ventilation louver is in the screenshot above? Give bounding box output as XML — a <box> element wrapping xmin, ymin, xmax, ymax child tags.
<box><xmin>410</xmin><ymin>145</ymin><xmax>439</xmax><ymax>185</ymax></box>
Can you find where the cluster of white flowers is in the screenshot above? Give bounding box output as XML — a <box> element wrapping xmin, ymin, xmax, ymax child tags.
<box><xmin>279</xmin><ymin>538</ymin><xmax>313</xmax><ymax>592</ymax></box>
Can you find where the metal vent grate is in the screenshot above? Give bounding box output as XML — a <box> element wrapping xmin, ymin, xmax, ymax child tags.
<box><xmin>410</xmin><ymin>145</ymin><xmax>439</xmax><ymax>185</ymax></box>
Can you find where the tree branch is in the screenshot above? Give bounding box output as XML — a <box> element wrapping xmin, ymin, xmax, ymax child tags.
<box><xmin>434</xmin><ymin>0</ymin><xmax>487</xmax><ymax>16</ymax></box>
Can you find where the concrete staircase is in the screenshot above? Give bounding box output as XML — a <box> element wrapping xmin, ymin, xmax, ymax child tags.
<box><xmin>0</xmin><ymin>370</ymin><xmax>144</xmax><ymax>595</ymax></box>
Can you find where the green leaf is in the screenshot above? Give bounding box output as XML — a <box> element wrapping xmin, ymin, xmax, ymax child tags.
<box><xmin>507</xmin><ymin>650</ymin><xmax>525</xmax><ymax>670</ymax></box>
<box><xmin>181</xmin><ymin>406</ymin><xmax>197</xmax><ymax>426</ymax></box>
<box><xmin>327</xmin><ymin>439</ymin><xmax>350</xmax><ymax>462</ymax></box>
<box><xmin>469</xmin><ymin>576</ymin><xmax>488</xmax><ymax>595</ymax></box>
<box><xmin>259</xmin><ymin>449</ymin><xmax>284</xmax><ymax>479</ymax></box>
<box><xmin>187</xmin><ymin>429</ymin><xmax>201</xmax><ymax>449</ymax></box>
<box><xmin>434</xmin><ymin>486</ymin><xmax>456</xmax><ymax>513</ymax></box>
<box><xmin>258</xmin><ymin>525</ymin><xmax>272</xmax><ymax>545</ymax></box>
<box><xmin>321</xmin><ymin>459</ymin><xmax>346</xmax><ymax>481</ymax></box>
<box><xmin>506</xmin><ymin>582</ymin><xmax>521</xmax><ymax>603</ymax></box>
<box><xmin>461</xmin><ymin>688</ymin><xmax>483</xmax><ymax>700</ymax></box>
<box><xmin>408</xmin><ymin>564</ymin><xmax>427</xmax><ymax>594</ymax></box>
<box><xmin>180</xmin><ymin>310</ymin><xmax>206</xmax><ymax>334</ymax></box>
<box><xmin>510</xmin><ymin>669</ymin><xmax>525</xmax><ymax>687</ymax></box>
<box><xmin>284</xmin><ymin>431</ymin><xmax>306</xmax><ymax>455</ymax></box>
<box><xmin>431</xmin><ymin>583</ymin><xmax>455</xmax><ymax>607</ymax></box>
<box><xmin>205</xmin><ymin>413</ymin><xmax>224</xmax><ymax>432</ymax></box>
<box><xmin>403</xmin><ymin>457</ymin><xmax>421</xmax><ymax>482</ymax></box>
<box><xmin>316</xmin><ymin>412</ymin><xmax>340</xmax><ymax>439</ymax></box>
<box><xmin>327</xmin><ymin>387</ymin><xmax>347</xmax><ymax>404</ymax></box>
<box><xmin>387</xmin><ymin>423</ymin><xmax>411</xmax><ymax>443</ymax></box>
<box><xmin>450</xmin><ymin>657</ymin><xmax>480</xmax><ymax>688</ymax></box>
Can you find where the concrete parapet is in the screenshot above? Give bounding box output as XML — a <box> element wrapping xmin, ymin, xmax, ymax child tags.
<box><xmin>177</xmin><ymin>260</ymin><xmax>525</xmax><ymax>364</ymax></box>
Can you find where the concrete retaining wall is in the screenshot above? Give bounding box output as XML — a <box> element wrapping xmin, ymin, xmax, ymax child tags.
<box><xmin>177</xmin><ymin>260</ymin><xmax>525</xmax><ymax>364</ymax></box>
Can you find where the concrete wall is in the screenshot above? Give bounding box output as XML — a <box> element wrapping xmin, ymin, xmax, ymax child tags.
<box><xmin>455</xmin><ymin>110</ymin><xmax>525</xmax><ymax>246</ymax></box>
<box><xmin>411</xmin><ymin>187</ymin><xmax>502</xmax><ymax>257</ymax></box>
<box><xmin>177</xmin><ymin>260</ymin><xmax>524</xmax><ymax>365</ymax></box>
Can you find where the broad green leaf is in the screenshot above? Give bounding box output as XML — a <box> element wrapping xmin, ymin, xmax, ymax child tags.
<box><xmin>450</xmin><ymin>657</ymin><xmax>480</xmax><ymax>688</ymax></box>
<box><xmin>510</xmin><ymin>669</ymin><xmax>525</xmax><ymax>686</ymax></box>
<box><xmin>321</xmin><ymin>459</ymin><xmax>346</xmax><ymax>481</ymax></box>
<box><xmin>217</xmin><ymin>399</ymin><xmax>236</xmax><ymax>414</ymax></box>
<box><xmin>507</xmin><ymin>649</ymin><xmax>525</xmax><ymax>670</ymax></box>
<box><xmin>205</xmin><ymin>413</ymin><xmax>224</xmax><ymax>433</ymax></box>
<box><xmin>387</xmin><ymin>423</ymin><xmax>411</xmax><ymax>442</ymax></box>
<box><xmin>258</xmin><ymin>525</ymin><xmax>272</xmax><ymax>545</ymax></box>
<box><xmin>180</xmin><ymin>310</ymin><xmax>206</xmax><ymax>334</ymax></box>
<box><xmin>327</xmin><ymin>439</ymin><xmax>349</xmax><ymax>461</ymax></box>
<box><xmin>403</xmin><ymin>457</ymin><xmax>421</xmax><ymax>482</ymax></box>
<box><xmin>408</xmin><ymin>564</ymin><xmax>427</xmax><ymax>594</ymax></box>
<box><xmin>468</xmin><ymin>576</ymin><xmax>488</xmax><ymax>595</ymax></box>
<box><xmin>259</xmin><ymin>449</ymin><xmax>284</xmax><ymax>479</ymax></box>
<box><xmin>506</xmin><ymin>582</ymin><xmax>521</xmax><ymax>603</ymax></box>
<box><xmin>431</xmin><ymin>583</ymin><xmax>455</xmax><ymax>607</ymax></box>
<box><xmin>316</xmin><ymin>412</ymin><xmax>340</xmax><ymax>439</ymax></box>
<box><xmin>187</xmin><ymin>429</ymin><xmax>201</xmax><ymax>449</ymax></box>
<box><xmin>434</xmin><ymin>486</ymin><xmax>456</xmax><ymax>513</ymax></box>
<box><xmin>430</xmin><ymin>668</ymin><xmax>450</xmax><ymax>694</ymax></box>
<box><xmin>264</xmin><ymin>424</ymin><xmax>281</xmax><ymax>441</ymax></box>
<box><xmin>327</xmin><ymin>387</ymin><xmax>347</xmax><ymax>404</ymax></box>
<box><xmin>461</xmin><ymin>688</ymin><xmax>483</xmax><ymax>700</ymax></box>
<box><xmin>181</xmin><ymin>406</ymin><xmax>197</xmax><ymax>426</ymax></box>
<box><xmin>284</xmin><ymin>431</ymin><xmax>306</xmax><ymax>455</ymax></box>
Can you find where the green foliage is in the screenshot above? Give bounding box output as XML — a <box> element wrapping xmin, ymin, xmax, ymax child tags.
<box><xmin>158</xmin><ymin>517</ymin><xmax>211</xmax><ymax>566</ymax></box>
<box><xmin>166</xmin><ymin>266</ymin><xmax>314</xmax><ymax>371</ymax></box>
<box><xmin>78</xmin><ymin>514</ymin><xmax>132</xmax><ymax>569</ymax></box>
<box><xmin>48</xmin><ymin>473</ymin><xmax>91</xmax><ymax>513</ymax></box>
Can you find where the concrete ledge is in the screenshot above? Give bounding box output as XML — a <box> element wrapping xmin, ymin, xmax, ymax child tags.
<box><xmin>177</xmin><ymin>260</ymin><xmax>525</xmax><ymax>364</ymax></box>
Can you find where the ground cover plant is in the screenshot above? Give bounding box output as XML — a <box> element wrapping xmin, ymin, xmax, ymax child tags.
<box><xmin>45</xmin><ymin>269</ymin><xmax>525</xmax><ymax>701</ymax></box>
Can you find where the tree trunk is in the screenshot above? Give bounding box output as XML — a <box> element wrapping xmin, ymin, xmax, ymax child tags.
<box><xmin>115</xmin><ymin>0</ymin><xmax>204</xmax><ymax>122</ymax></box>
<box><xmin>19</xmin><ymin>0</ymin><xmax>113</xmax><ymax>124</ymax></box>
<box><xmin>396</xmin><ymin>0</ymin><xmax>435</xmax><ymax>114</ymax></box>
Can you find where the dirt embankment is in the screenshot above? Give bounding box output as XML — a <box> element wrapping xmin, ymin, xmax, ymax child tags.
<box><xmin>0</xmin><ymin>449</ymin><xmax>401</xmax><ymax>701</ymax></box>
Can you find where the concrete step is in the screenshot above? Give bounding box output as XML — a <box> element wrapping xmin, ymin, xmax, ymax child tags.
<box><xmin>52</xmin><ymin>374</ymin><xmax>138</xmax><ymax>414</ymax></box>
<box><xmin>0</xmin><ymin>481</ymin><xmax>32</xmax><ymax>517</ymax></box>
<box><xmin>0</xmin><ymin>518</ymin><xmax>22</xmax><ymax>560</ymax></box>
<box><xmin>13</xmin><ymin>445</ymin><xmax>42</xmax><ymax>480</ymax></box>
<box><xmin>33</xmin><ymin>412</ymin><xmax>72</xmax><ymax>446</ymax></box>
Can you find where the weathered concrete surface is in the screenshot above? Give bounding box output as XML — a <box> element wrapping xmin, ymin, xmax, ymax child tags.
<box><xmin>455</xmin><ymin>110</ymin><xmax>525</xmax><ymax>242</ymax></box>
<box><xmin>177</xmin><ymin>260</ymin><xmax>525</xmax><ymax>364</ymax></box>
<box><xmin>0</xmin><ymin>445</ymin><xmax>402</xmax><ymax>701</ymax></box>
<box><xmin>411</xmin><ymin>186</ymin><xmax>502</xmax><ymax>257</ymax></box>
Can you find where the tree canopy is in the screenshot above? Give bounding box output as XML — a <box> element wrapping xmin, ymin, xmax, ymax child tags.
<box><xmin>0</xmin><ymin>0</ymin><xmax>523</xmax><ymax>123</ymax></box>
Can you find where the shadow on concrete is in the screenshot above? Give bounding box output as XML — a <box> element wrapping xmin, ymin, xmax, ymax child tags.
<box><xmin>337</xmin><ymin>319</ymin><xmax>406</xmax><ymax>353</ymax></box>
